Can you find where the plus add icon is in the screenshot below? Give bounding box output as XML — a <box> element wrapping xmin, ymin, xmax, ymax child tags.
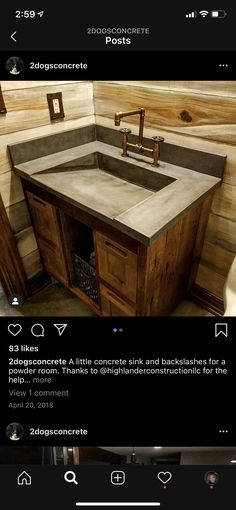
<box><xmin>111</xmin><ymin>471</ymin><xmax>126</xmax><ymax>485</ymax></box>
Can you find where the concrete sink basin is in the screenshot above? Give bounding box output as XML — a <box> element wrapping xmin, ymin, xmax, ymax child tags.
<box><xmin>13</xmin><ymin>138</ymin><xmax>222</xmax><ymax>244</ymax></box>
<box><xmin>32</xmin><ymin>151</ymin><xmax>175</xmax><ymax>219</ymax></box>
<box><xmin>34</xmin><ymin>151</ymin><xmax>175</xmax><ymax>191</ymax></box>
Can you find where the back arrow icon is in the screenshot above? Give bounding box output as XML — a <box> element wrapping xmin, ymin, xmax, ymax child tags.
<box><xmin>11</xmin><ymin>31</ymin><xmax>17</xmax><ymax>42</ymax></box>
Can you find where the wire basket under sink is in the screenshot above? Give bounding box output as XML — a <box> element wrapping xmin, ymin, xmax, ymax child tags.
<box><xmin>73</xmin><ymin>253</ymin><xmax>98</xmax><ymax>302</ymax></box>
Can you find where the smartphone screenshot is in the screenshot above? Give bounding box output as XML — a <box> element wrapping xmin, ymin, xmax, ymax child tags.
<box><xmin>0</xmin><ymin>4</ymin><xmax>235</xmax><ymax>508</ymax></box>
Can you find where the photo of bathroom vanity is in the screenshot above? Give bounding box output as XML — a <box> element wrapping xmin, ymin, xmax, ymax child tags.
<box><xmin>10</xmin><ymin>121</ymin><xmax>224</xmax><ymax>316</ymax></box>
<box><xmin>1</xmin><ymin>80</ymin><xmax>234</xmax><ymax>317</ymax></box>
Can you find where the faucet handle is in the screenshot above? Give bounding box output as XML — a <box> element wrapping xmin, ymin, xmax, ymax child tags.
<box><xmin>151</xmin><ymin>136</ymin><xmax>164</xmax><ymax>167</ymax></box>
<box><xmin>120</xmin><ymin>128</ymin><xmax>132</xmax><ymax>134</ymax></box>
<box><xmin>152</xmin><ymin>136</ymin><xmax>164</xmax><ymax>143</ymax></box>
<box><xmin>120</xmin><ymin>128</ymin><xmax>131</xmax><ymax>157</ymax></box>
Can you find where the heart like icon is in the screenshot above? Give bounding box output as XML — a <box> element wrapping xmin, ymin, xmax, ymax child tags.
<box><xmin>157</xmin><ymin>471</ymin><xmax>172</xmax><ymax>484</ymax></box>
<box><xmin>8</xmin><ymin>324</ymin><xmax>22</xmax><ymax>336</ymax></box>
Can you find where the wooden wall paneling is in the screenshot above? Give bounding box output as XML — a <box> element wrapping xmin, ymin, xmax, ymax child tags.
<box><xmin>205</xmin><ymin>213</ymin><xmax>236</xmax><ymax>253</ymax></box>
<box><xmin>15</xmin><ymin>226</ymin><xmax>38</xmax><ymax>259</ymax></box>
<box><xmin>195</xmin><ymin>264</ymin><xmax>225</xmax><ymax>300</ymax></box>
<box><xmin>195</xmin><ymin>240</ymin><xmax>235</xmax><ymax>304</ymax></box>
<box><xmin>0</xmin><ymin>144</ymin><xmax>11</xmax><ymax>175</ymax></box>
<box><xmin>21</xmin><ymin>250</ymin><xmax>43</xmax><ymax>279</ymax></box>
<box><xmin>199</xmin><ymin>241</ymin><xmax>235</xmax><ymax>278</ymax></box>
<box><xmin>93</xmin><ymin>82</ymin><xmax>236</xmax><ymax>144</ymax></box>
<box><xmin>0</xmin><ymin>171</ymin><xmax>24</xmax><ymax>208</ymax></box>
<box><xmin>159</xmin><ymin>81</ymin><xmax>236</xmax><ymax>96</ymax></box>
<box><xmin>190</xmin><ymin>283</ymin><xmax>224</xmax><ymax>316</ymax></box>
<box><xmin>0</xmin><ymin>86</ymin><xmax>7</xmax><ymax>113</ymax></box>
<box><xmin>97</xmin><ymin>81</ymin><xmax>236</xmax><ymax>97</ymax></box>
<box><xmin>0</xmin><ymin>193</ymin><xmax>28</xmax><ymax>298</ymax></box>
<box><xmin>221</xmin><ymin>149</ymin><xmax>236</xmax><ymax>186</ymax></box>
<box><xmin>0</xmin><ymin>81</ymin><xmax>95</xmax><ymax>283</ymax></box>
<box><xmin>0</xmin><ymin>82</ymin><xmax>94</xmax><ymax>135</ymax></box>
<box><xmin>6</xmin><ymin>200</ymin><xmax>31</xmax><ymax>234</ymax></box>
<box><xmin>194</xmin><ymin>240</ymin><xmax>234</xmax><ymax>313</ymax></box>
<box><xmin>1</xmin><ymin>81</ymin><xmax>82</xmax><ymax>91</ymax></box>
<box><xmin>211</xmin><ymin>183</ymin><xmax>236</xmax><ymax>221</ymax></box>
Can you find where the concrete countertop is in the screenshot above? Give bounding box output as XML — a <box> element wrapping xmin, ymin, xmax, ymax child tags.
<box><xmin>14</xmin><ymin>141</ymin><xmax>221</xmax><ymax>245</ymax></box>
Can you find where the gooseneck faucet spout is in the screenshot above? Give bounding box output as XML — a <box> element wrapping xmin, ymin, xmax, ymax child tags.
<box><xmin>114</xmin><ymin>108</ymin><xmax>145</xmax><ymax>146</ymax></box>
<box><xmin>114</xmin><ymin>107</ymin><xmax>164</xmax><ymax>166</ymax></box>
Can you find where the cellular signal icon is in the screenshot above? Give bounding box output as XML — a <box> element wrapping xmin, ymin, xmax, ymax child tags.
<box><xmin>186</xmin><ymin>11</ymin><xmax>197</xmax><ymax>18</ymax></box>
<box><xmin>199</xmin><ymin>10</ymin><xmax>209</xmax><ymax>17</ymax></box>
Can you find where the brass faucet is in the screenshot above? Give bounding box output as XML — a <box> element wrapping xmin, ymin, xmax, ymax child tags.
<box><xmin>114</xmin><ymin>107</ymin><xmax>164</xmax><ymax>166</ymax></box>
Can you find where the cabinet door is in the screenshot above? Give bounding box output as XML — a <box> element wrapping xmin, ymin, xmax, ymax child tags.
<box><xmin>26</xmin><ymin>191</ymin><xmax>61</xmax><ymax>248</ymax></box>
<box><xmin>27</xmin><ymin>191</ymin><xmax>68</xmax><ymax>284</ymax></box>
<box><xmin>37</xmin><ymin>237</ymin><xmax>68</xmax><ymax>285</ymax></box>
<box><xmin>95</xmin><ymin>231</ymin><xmax>138</xmax><ymax>303</ymax></box>
<box><xmin>100</xmin><ymin>284</ymin><xmax>136</xmax><ymax>317</ymax></box>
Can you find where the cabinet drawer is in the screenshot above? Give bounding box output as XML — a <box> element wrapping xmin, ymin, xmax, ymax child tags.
<box><xmin>100</xmin><ymin>284</ymin><xmax>136</xmax><ymax>317</ymax></box>
<box><xmin>26</xmin><ymin>191</ymin><xmax>61</xmax><ymax>247</ymax></box>
<box><xmin>95</xmin><ymin>231</ymin><xmax>137</xmax><ymax>303</ymax></box>
<box><xmin>37</xmin><ymin>237</ymin><xmax>68</xmax><ymax>285</ymax></box>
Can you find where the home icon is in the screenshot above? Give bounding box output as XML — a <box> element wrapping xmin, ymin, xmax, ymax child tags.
<box><xmin>17</xmin><ymin>471</ymin><xmax>32</xmax><ymax>486</ymax></box>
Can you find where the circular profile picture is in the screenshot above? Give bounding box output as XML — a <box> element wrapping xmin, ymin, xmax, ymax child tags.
<box><xmin>5</xmin><ymin>422</ymin><xmax>24</xmax><ymax>441</ymax></box>
<box><xmin>6</xmin><ymin>56</ymin><xmax>24</xmax><ymax>75</ymax></box>
<box><xmin>204</xmin><ymin>471</ymin><xmax>220</xmax><ymax>486</ymax></box>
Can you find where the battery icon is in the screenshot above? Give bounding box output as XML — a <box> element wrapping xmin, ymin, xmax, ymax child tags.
<box><xmin>211</xmin><ymin>10</ymin><xmax>227</xmax><ymax>18</ymax></box>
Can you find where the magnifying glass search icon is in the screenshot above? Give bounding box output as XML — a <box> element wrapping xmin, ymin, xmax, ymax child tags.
<box><xmin>64</xmin><ymin>471</ymin><xmax>78</xmax><ymax>485</ymax></box>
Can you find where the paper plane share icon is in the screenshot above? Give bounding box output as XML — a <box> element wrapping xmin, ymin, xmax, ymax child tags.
<box><xmin>53</xmin><ymin>324</ymin><xmax>67</xmax><ymax>336</ymax></box>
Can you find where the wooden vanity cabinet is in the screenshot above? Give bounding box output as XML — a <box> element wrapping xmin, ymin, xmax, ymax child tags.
<box><xmin>95</xmin><ymin>231</ymin><xmax>138</xmax><ymax>303</ymax></box>
<box><xmin>27</xmin><ymin>191</ymin><xmax>60</xmax><ymax>245</ymax></box>
<box><xmin>24</xmin><ymin>185</ymin><xmax>212</xmax><ymax>317</ymax></box>
<box><xmin>26</xmin><ymin>191</ymin><xmax>69</xmax><ymax>285</ymax></box>
<box><xmin>96</xmin><ymin>196</ymin><xmax>212</xmax><ymax>317</ymax></box>
<box><xmin>100</xmin><ymin>283</ymin><xmax>136</xmax><ymax>316</ymax></box>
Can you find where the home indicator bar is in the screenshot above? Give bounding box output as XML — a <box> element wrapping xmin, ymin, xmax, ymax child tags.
<box><xmin>76</xmin><ymin>504</ymin><xmax>161</xmax><ymax>507</ymax></box>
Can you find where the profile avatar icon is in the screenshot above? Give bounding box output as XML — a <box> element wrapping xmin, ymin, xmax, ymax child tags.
<box><xmin>6</xmin><ymin>422</ymin><xmax>24</xmax><ymax>441</ymax></box>
<box><xmin>6</xmin><ymin>56</ymin><xmax>24</xmax><ymax>75</ymax></box>
<box><xmin>8</xmin><ymin>294</ymin><xmax>23</xmax><ymax>307</ymax></box>
<box><xmin>204</xmin><ymin>471</ymin><xmax>220</xmax><ymax>486</ymax></box>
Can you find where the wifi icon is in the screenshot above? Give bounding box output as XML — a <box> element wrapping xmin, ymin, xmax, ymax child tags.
<box><xmin>199</xmin><ymin>10</ymin><xmax>209</xmax><ymax>17</ymax></box>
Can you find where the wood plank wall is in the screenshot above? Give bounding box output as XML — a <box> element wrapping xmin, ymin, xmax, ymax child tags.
<box><xmin>0</xmin><ymin>79</ymin><xmax>235</xmax><ymax>306</ymax></box>
<box><xmin>0</xmin><ymin>81</ymin><xmax>95</xmax><ymax>279</ymax></box>
<box><xmin>93</xmin><ymin>81</ymin><xmax>236</xmax><ymax>303</ymax></box>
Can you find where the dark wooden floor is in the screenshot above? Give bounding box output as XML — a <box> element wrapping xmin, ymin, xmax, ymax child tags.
<box><xmin>0</xmin><ymin>282</ymin><xmax>213</xmax><ymax>317</ymax></box>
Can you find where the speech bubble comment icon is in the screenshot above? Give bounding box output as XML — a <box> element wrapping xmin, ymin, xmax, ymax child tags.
<box><xmin>31</xmin><ymin>323</ymin><xmax>45</xmax><ymax>337</ymax></box>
